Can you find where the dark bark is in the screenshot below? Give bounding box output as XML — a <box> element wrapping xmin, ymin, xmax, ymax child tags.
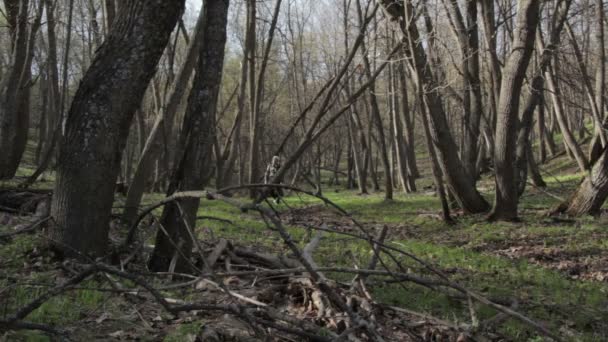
<box><xmin>22</xmin><ymin>0</ymin><xmax>74</xmax><ymax>188</ymax></box>
<box><xmin>50</xmin><ymin>0</ymin><xmax>185</xmax><ymax>258</ymax></box>
<box><xmin>149</xmin><ymin>0</ymin><xmax>230</xmax><ymax>272</ymax></box>
<box><xmin>105</xmin><ymin>0</ymin><xmax>116</xmax><ymax>30</ymax></box>
<box><xmin>0</xmin><ymin>0</ymin><xmax>42</xmax><ymax>179</ymax></box>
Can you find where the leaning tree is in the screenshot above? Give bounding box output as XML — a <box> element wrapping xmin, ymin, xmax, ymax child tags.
<box><xmin>50</xmin><ymin>0</ymin><xmax>185</xmax><ymax>257</ymax></box>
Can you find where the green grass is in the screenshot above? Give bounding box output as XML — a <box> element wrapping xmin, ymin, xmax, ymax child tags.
<box><xmin>3</xmin><ymin>128</ymin><xmax>608</xmax><ymax>340</ymax></box>
<box><xmin>184</xmin><ymin>181</ymin><xmax>608</xmax><ymax>341</ymax></box>
<box><xmin>163</xmin><ymin>320</ymin><xmax>205</xmax><ymax>342</ymax></box>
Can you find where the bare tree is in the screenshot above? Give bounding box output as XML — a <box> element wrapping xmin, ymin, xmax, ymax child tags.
<box><xmin>380</xmin><ymin>0</ymin><xmax>490</xmax><ymax>213</ymax></box>
<box><xmin>121</xmin><ymin>5</ymin><xmax>207</xmax><ymax>226</ymax></box>
<box><xmin>489</xmin><ymin>0</ymin><xmax>540</xmax><ymax>221</ymax></box>
<box><xmin>0</xmin><ymin>0</ymin><xmax>43</xmax><ymax>179</ymax></box>
<box><xmin>49</xmin><ymin>0</ymin><xmax>185</xmax><ymax>257</ymax></box>
<box><xmin>149</xmin><ymin>0</ymin><xmax>230</xmax><ymax>272</ymax></box>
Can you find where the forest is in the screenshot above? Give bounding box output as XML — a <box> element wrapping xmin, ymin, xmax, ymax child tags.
<box><xmin>1</xmin><ymin>0</ymin><xmax>608</xmax><ymax>340</ymax></box>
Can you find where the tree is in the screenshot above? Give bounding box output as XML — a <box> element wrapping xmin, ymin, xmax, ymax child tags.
<box><xmin>0</xmin><ymin>0</ymin><xmax>43</xmax><ymax>179</ymax></box>
<box><xmin>149</xmin><ymin>0</ymin><xmax>230</xmax><ymax>272</ymax></box>
<box><xmin>356</xmin><ymin>0</ymin><xmax>392</xmax><ymax>200</ymax></box>
<box><xmin>489</xmin><ymin>0</ymin><xmax>541</xmax><ymax>221</ymax></box>
<box><xmin>380</xmin><ymin>0</ymin><xmax>490</xmax><ymax>214</ymax></box>
<box><xmin>442</xmin><ymin>0</ymin><xmax>482</xmax><ymax>180</ymax></box>
<box><xmin>121</xmin><ymin>5</ymin><xmax>207</xmax><ymax>226</ymax></box>
<box><xmin>515</xmin><ymin>0</ymin><xmax>572</xmax><ymax>195</ymax></box>
<box><xmin>553</xmin><ymin>145</ymin><xmax>608</xmax><ymax>216</ymax></box>
<box><xmin>49</xmin><ymin>0</ymin><xmax>185</xmax><ymax>258</ymax></box>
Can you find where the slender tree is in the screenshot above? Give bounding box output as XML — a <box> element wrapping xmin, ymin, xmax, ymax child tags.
<box><xmin>0</xmin><ymin>0</ymin><xmax>43</xmax><ymax>179</ymax></box>
<box><xmin>149</xmin><ymin>0</ymin><xmax>230</xmax><ymax>272</ymax></box>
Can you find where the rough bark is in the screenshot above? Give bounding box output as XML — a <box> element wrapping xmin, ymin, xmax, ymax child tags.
<box><xmin>50</xmin><ymin>0</ymin><xmax>185</xmax><ymax>258</ymax></box>
<box><xmin>149</xmin><ymin>0</ymin><xmax>230</xmax><ymax>272</ymax></box>
<box><xmin>489</xmin><ymin>0</ymin><xmax>540</xmax><ymax>221</ymax></box>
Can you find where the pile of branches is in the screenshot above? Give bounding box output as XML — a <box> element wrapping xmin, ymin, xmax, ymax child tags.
<box><xmin>0</xmin><ymin>185</ymin><xmax>562</xmax><ymax>341</ymax></box>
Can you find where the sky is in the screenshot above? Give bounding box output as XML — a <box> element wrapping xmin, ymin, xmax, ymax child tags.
<box><xmin>186</xmin><ymin>0</ymin><xmax>203</xmax><ymax>13</ymax></box>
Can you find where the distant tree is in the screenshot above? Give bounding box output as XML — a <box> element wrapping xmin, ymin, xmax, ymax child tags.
<box><xmin>0</xmin><ymin>0</ymin><xmax>43</xmax><ymax>179</ymax></box>
<box><xmin>380</xmin><ymin>0</ymin><xmax>490</xmax><ymax>213</ymax></box>
<box><xmin>50</xmin><ymin>0</ymin><xmax>185</xmax><ymax>257</ymax></box>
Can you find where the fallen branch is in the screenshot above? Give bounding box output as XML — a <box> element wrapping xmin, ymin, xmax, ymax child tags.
<box><xmin>0</xmin><ymin>216</ymin><xmax>51</xmax><ymax>241</ymax></box>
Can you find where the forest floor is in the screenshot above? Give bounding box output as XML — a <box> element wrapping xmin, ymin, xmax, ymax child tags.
<box><xmin>2</xmin><ymin>147</ymin><xmax>608</xmax><ymax>341</ymax></box>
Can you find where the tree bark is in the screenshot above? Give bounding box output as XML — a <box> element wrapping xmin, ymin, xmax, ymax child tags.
<box><xmin>0</xmin><ymin>0</ymin><xmax>43</xmax><ymax>179</ymax></box>
<box><xmin>149</xmin><ymin>0</ymin><xmax>230</xmax><ymax>272</ymax></box>
<box><xmin>380</xmin><ymin>0</ymin><xmax>490</xmax><ymax>213</ymax></box>
<box><xmin>554</xmin><ymin>146</ymin><xmax>608</xmax><ymax>216</ymax></box>
<box><xmin>588</xmin><ymin>0</ymin><xmax>607</xmax><ymax>164</ymax></box>
<box><xmin>544</xmin><ymin>59</ymin><xmax>589</xmax><ymax>171</ymax></box>
<box><xmin>489</xmin><ymin>0</ymin><xmax>540</xmax><ymax>221</ymax></box>
<box><xmin>50</xmin><ymin>0</ymin><xmax>185</xmax><ymax>258</ymax></box>
<box><xmin>515</xmin><ymin>0</ymin><xmax>572</xmax><ymax>196</ymax></box>
<box><xmin>397</xmin><ymin>62</ymin><xmax>419</xmax><ymax>180</ymax></box>
<box><xmin>121</xmin><ymin>4</ymin><xmax>206</xmax><ymax>226</ymax></box>
<box><xmin>443</xmin><ymin>0</ymin><xmax>482</xmax><ymax>180</ymax></box>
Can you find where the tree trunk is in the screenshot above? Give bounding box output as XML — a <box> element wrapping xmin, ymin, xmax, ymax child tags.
<box><xmin>380</xmin><ymin>0</ymin><xmax>490</xmax><ymax>213</ymax></box>
<box><xmin>219</xmin><ymin>1</ymin><xmax>254</xmax><ymax>188</ymax></box>
<box><xmin>390</xmin><ymin>63</ymin><xmax>411</xmax><ymax>193</ymax></box>
<box><xmin>50</xmin><ymin>0</ymin><xmax>185</xmax><ymax>258</ymax></box>
<box><xmin>362</xmin><ymin>54</ymin><xmax>392</xmax><ymax>199</ymax></box>
<box><xmin>397</xmin><ymin>62</ymin><xmax>419</xmax><ymax>180</ymax></box>
<box><xmin>554</xmin><ymin>146</ymin><xmax>608</xmax><ymax>216</ymax></box>
<box><xmin>21</xmin><ymin>0</ymin><xmax>75</xmax><ymax>187</ymax></box>
<box><xmin>588</xmin><ymin>0</ymin><xmax>607</xmax><ymax>164</ymax></box>
<box><xmin>490</xmin><ymin>0</ymin><xmax>540</xmax><ymax>221</ymax></box>
<box><xmin>515</xmin><ymin>0</ymin><xmax>572</xmax><ymax>196</ymax></box>
<box><xmin>0</xmin><ymin>0</ymin><xmax>42</xmax><ymax>179</ymax></box>
<box><xmin>443</xmin><ymin>0</ymin><xmax>482</xmax><ymax>181</ymax></box>
<box><xmin>121</xmin><ymin>5</ymin><xmax>206</xmax><ymax>226</ymax></box>
<box><xmin>544</xmin><ymin>60</ymin><xmax>589</xmax><ymax>171</ymax></box>
<box><xmin>149</xmin><ymin>0</ymin><xmax>230</xmax><ymax>272</ymax></box>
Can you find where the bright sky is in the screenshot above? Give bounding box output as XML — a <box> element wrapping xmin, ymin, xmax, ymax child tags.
<box><xmin>186</xmin><ymin>0</ymin><xmax>203</xmax><ymax>13</ymax></box>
